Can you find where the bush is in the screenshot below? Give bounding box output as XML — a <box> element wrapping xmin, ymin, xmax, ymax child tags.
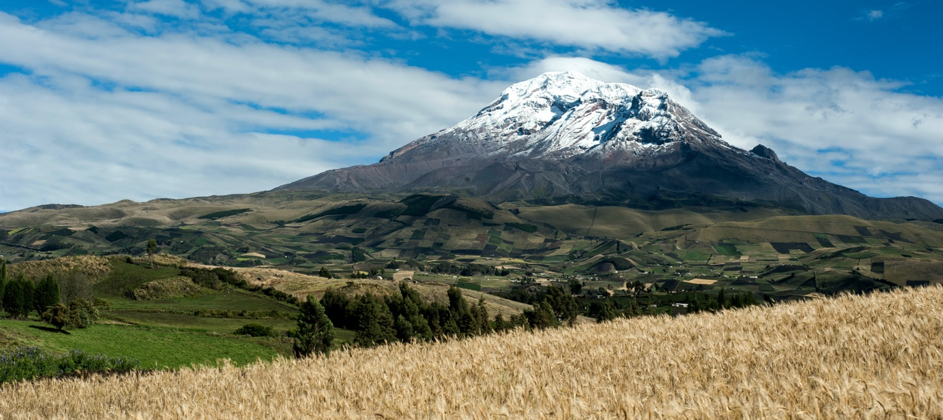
<box><xmin>0</xmin><ymin>347</ymin><xmax>140</xmax><ymax>383</ymax></box>
<box><xmin>40</xmin><ymin>299</ymin><xmax>99</xmax><ymax>330</ymax></box>
<box><xmin>233</xmin><ymin>323</ymin><xmax>277</xmax><ymax>337</ymax></box>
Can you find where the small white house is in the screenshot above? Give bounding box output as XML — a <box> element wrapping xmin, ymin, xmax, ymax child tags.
<box><xmin>672</xmin><ymin>303</ymin><xmax>689</xmax><ymax>308</ymax></box>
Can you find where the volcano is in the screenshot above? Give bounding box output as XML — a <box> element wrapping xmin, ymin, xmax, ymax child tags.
<box><xmin>277</xmin><ymin>72</ymin><xmax>943</xmax><ymax>220</ymax></box>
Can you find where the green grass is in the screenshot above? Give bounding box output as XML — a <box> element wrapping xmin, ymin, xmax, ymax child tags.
<box><xmin>94</xmin><ymin>260</ymin><xmax>182</xmax><ymax>298</ymax></box>
<box><xmin>198</xmin><ymin>208</ymin><xmax>252</xmax><ymax>220</ymax></box>
<box><xmin>713</xmin><ymin>243</ymin><xmax>741</xmax><ymax>256</ymax></box>
<box><xmin>102</xmin><ymin>311</ymin><xmax>296</xmax><ymax>334</ymax></box>
<box><xmin>0</xmin><ymin>319</ymin><xmax>281</xmax><ymax>369</ymax></box>
<box><xmin>456</xmin><ymin>281</ymin><xmax>482</xmax><ymax>291</ymax></box>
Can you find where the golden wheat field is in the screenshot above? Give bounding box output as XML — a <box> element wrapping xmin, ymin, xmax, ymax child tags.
<box><xmin>2</xmin><ymin>287</ymin><xmax>942</xmax><ymax>419</ymax></box>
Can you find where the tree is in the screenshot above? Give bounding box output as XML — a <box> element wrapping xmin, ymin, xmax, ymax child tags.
<box><xmin>0</xmin><ymin>259</ymin><xmax>6</xmax><ymax>313</ymax></box>
<box><xmin>40</xmin><ymin>299</ymin><xmax>98</xmax><ymax>331</ymax></box>
<box><xmin>3</xmin><ymin>275</ymin><xmax>34</xmax><ymax>319</ymax></box>
<box><xmin>40</xmin><ymin>303</ymin><xmax>70</xmax><ymax>331</ymax></box>
<box><xmin>318</xmin><ymin>266</ymin><xmax>333</xmax><ymax>279</ymax></box>
<box><xmin>567</xmin><ymin>278</ymin><xmax>582</xmax><ymax>295</ymax></box>
<box><xmin>354</xmin><ymin>294</ymin><xmax>395</xmax><ymax>347</ymax></box>
<box><xmin>66</xmin><ymin>299</ymin><xmax>98</xmax><ymax>328</ymax></box>
<box><xmin>589</xmin><ymin>300</ymin><xmax>618</xmax><ymax>323</ymax></box>
<box><xmin>544</xmin><ymin>285</ymin><xmax>578</xmax><ymax>326</ymax></box>
<box><xmin>34</xmin><ymin>275</ymin><xmax>61</xmax><ymax>313</ymax></box>
<box><xmin>146</xmin><ymin>239</ymin><xmax>158</xmax><ymax>268</ymax></box>
<box><xmin>59</xmin><ymin>271</ymin><xmax>93</xmax><ymax>302</ymax></box>
<box><xmin>716</xmin><ymin>288</ymin><xmax>726</xmax><ymax>309</ymax></box>
<box><xmin>291</xmin><ymin>296</ymin><xmax>335</xmax><ymax>358</ymax></box>
<box><xmin>525</xmin><ymin>301</ymin><xmax>558</xmax><ymax>329</ymax></box>
<box><xmin>320</xmin><ymin>288</ymin><xmax>352</xmax><ymax>329</ymax></box>
<box><xmin>394</xmin><ymin>315</ymin><xmax>414</xmax><ymax>342</ymax></box>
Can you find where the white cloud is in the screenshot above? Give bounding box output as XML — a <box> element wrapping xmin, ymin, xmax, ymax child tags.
<box><xmin>500</xmin><ymin>55</ymin><xmax>943</xmax><ymax>205</ymax></box>
<box><xmin>1</xmin><ymin>5</ymin><xmax>940</xmax><ymax>212</ymax></box>
<box><xmin>866</xmin><ymin>10</ymin><xmax>884</xmax><ymax>20</ymax></box>
<box><xmin>0</xmin><ymin>11</ymin><xmax>506</xmax><ymax>210</ymax></box>
<box><xmin>688</xmin><ymin>56</ymin><xmax>943</xmax><ymax>203</ymax></box>
<box><xmin>380</xmin><ymin>0</ymin><xmax>725</xmax><ymax>59</ymax></box>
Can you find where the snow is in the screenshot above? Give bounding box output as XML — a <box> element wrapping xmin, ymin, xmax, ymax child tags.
<box><xmin>407</xmin><ymin>71</ymin><xmax>727</xmax><ymax>162</ymax></box>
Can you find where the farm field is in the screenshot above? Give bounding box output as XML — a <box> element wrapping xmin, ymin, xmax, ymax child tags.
<box><xmin>0</xmin><ymin>319</ymin><xmax>280</xmax><ymax>369</ymax></box>
<box><xmin>2</xmin><ymin>286</ymin><xmax>941</xmax><ymax>418</ymax></box>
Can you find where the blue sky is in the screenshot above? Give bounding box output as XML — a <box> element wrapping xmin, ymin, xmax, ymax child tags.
<box><xmin>1</xmin><ymin>0</ymin><xmax>941</xmax><ymax>211</ymax></box>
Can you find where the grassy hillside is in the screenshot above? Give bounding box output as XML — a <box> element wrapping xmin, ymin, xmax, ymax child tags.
<box><xmin>2</xmin><ymin>286</ymin><xmax>941</xmax><ymax>418</ymax></box>
<box><xmin>3</xmin><ymin>192</ymin><xmax>943</xmax><ymax>307</ymax></box>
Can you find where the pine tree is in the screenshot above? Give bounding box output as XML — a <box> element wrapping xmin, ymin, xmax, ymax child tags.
<box><xmin>320</xmin><ymin>288</ymin><xmax>352</xmax><ymax>329</ymax></box>
<box><xmin>291</xmin><ymin>296</ymin><xmax>335</xmax><ymax>358</ymax></box>
<box><xmin>34</xmin><ymin>275</ymin><xmax>61</xmax><ymax>313</ymax></box>
<box><xmin>4</xmin><ymin>275</ymin><xmax>34</xmax><ymax>319</ymax></box>
<box><xmin>476</xmin><ymin>298</ymin><xmax>491</xmax><ymax>334</ymax></box>
<box><xmin>354</xmin><ymin>294</ymin><xmax>395</xmax><ymax>347</ymax></box>
<box><xmin>0</xmin><ymin>259</ymin><xmax>6</xmax><ymax>313</ymax></box>
<box><xmin>525</xmin><ymin>301</ymin><xmax>558</xmax><ymax>329</ymax></box>
<box><xmin>394</xmin><ymin>315</ymin><xmax>414</xmax><ymax>342</ymax></box>
<box><xmin>545</xmin><ymin>285</ymin><xmax>578</xmax><ymax>325</ymax></box>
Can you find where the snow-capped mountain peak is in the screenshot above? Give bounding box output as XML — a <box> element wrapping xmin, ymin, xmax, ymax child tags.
<box><xmin>385</xmin><ymin>71</ymin><xmax>725</xmax><ymax>163</ymax></box>
<box><xmin>280</xmin><ymin>72</ymin><xmax>943</xmax><ymax>222</ymax></box>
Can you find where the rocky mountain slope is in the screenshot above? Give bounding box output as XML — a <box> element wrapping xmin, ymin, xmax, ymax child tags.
<box><xmin>278</xmin><ymin>72</ymin><xmax>943</xmax><ymax>221</ymax></box>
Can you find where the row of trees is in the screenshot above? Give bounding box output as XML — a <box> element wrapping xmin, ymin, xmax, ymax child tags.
<box><xmin>0</xmin><ymin>259</ymin><xmax>99</xmax><ymax>331</ymax></box>
<box><xmin>320</xmin><ymin>283</ymin><xmax>497</xmax><ymax>347</ymax></box>
<box><xmin>310</xmin><ymin>283</ymin><xmax>580</xmax><ymax>352</ymax></box>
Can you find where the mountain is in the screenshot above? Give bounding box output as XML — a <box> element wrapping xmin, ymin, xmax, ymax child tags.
<box><xmin>277</xmin><ymin>72</ymin><xmax>943</xmax><ymax>221</ymax></box>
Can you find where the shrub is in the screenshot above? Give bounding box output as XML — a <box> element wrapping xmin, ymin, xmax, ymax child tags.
<box><xmin>40</xmin><ymin>299</ymin><xmax>98</xmax><ymax>330</ymax></box>
<box><xmin>0</xmin><ymin>347</ymin><xmax>140</xmax><ymax>383</ymax></box>
<box><xmin>67</xmin><ymin>299</ymin><xmax>99</xmax><ymax>329</ymax></box>
<box><xmin>40</xmin><ymin>303</ymin><xmax>71</xmax><ymax>331</ymax></box>
<box><xmin>233</xmin><ymin>323</ymin><xmax>277</xmax><ymax>338</ymax></box>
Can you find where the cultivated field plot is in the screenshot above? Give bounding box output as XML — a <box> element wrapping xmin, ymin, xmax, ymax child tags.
<box><xmin>3</xmin><ymin>287</ymin><xmax>942</xmax><ymax>418</ymax></box>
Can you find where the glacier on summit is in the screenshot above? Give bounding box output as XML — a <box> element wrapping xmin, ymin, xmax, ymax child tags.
<box><xmin>384</xmin><ymin>71</ymin><xmax>728</xmax><ymax>164</ymax></box>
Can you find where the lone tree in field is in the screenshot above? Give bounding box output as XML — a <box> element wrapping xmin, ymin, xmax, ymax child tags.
<box><xmin>146</xmin><ymin>239</ymin><xmax>158</xmax><ymax>268</ymax></box>
<box><xmin>291</xmin><ymin>296</ymin><xmax>335</xmax><ymax>358</ymax></box>
<box><xmin>40</xmin><ymin>303</ymin><xmax>70</xmax><ymax>331</ymax></box>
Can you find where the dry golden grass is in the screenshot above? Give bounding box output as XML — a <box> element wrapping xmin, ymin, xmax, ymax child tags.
<box><xmin>7</xmin><ymin>256</ymin><xmax>112</xmax><ymax>283</ymax></box>
<box><xmin>3</xmin><ymin>286</ymin><xmax>942</xmax><ymax>419</ymax></box>
<box><xmin>685</xmin><ymin>278</ymin><xmax>718</xmax><ymax>285</ymax></box>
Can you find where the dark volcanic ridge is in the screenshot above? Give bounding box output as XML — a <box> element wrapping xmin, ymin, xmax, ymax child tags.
<box><xmin>277</xmin><ymin>72</ymin><xmax>943</xmax><ymax>221</ymax></box>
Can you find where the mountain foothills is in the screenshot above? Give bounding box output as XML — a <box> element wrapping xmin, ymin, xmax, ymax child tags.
<box><xmin>280</xmin><ymin>72</ymin><xmax>943</xmax><ymax>221</ymax></box>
